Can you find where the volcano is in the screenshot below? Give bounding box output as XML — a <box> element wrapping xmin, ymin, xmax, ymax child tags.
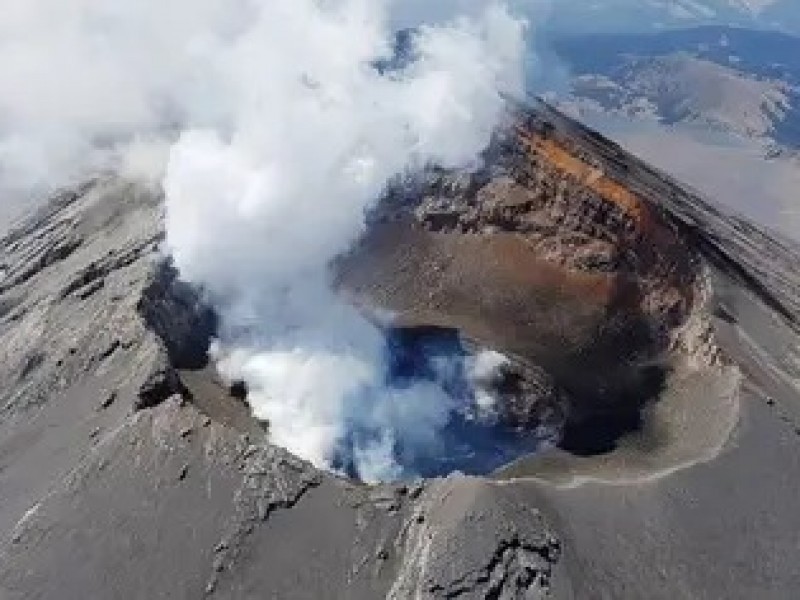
<box><xmin>1</xmin><ymin>100</ymin><xmax>799</xmax><ymax>598</ymax></box>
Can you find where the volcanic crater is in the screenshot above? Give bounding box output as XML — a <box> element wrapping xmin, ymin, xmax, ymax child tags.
<box><xmin>334</xmin><ymin>104</ymin><xmax>709</xmax><ymax>470</ymax></box>
<box><xmin>4</xmin><ymin>100</ymin><xmax>799</xmax><ymax>599</ymax></box>
<box><xmin>167</xmin><ymin>102</ymin><xmax>717</xmax><ymax>479</ymax></box>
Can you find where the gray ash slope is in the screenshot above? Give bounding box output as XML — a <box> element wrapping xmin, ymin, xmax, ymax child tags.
<box><xmin>1</xmin><ymin>100</ymin><xmax>799</xmax><ymax>598</ymax></box>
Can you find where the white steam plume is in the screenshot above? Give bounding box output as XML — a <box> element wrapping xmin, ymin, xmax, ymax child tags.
<box><xmin>0</xmin><ymin>0</ymin><xmax>526</xmax><ymax>480</ymax></box>
<box><xmin>165</xmin><ymin>0</ymin><xmax>526</xmax><ymax>480</ymax></box>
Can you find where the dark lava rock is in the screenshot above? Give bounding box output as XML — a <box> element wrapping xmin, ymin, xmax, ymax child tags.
<box><xmin>482</xmin><ymin>357</ymin><xmax>567</xmax><ymax>431</ymax></box>
<box><xmin>137</xmin><ymin>261</ymin><xmax>218</xmax><ymax>370</ymax></box>
<box><xmin>229</xmin><ymin>380</ymin><xmax>248</xmax><ymax>402</ymax></box>
<box><xmin>136</xmin><ymin>360</ymin><xmax>185</xmax><ymax>410</ymax></box>
<box><xmin>99</xmin><ymin>391</ymin><xmax>117</xmax><ymax>410</ymax></box>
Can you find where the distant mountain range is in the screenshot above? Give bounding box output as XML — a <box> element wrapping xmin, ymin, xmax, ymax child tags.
<box><xmin>549</xmin><ymin>26</ymin><xmax>800</xmax><ymax>149</ymax></box>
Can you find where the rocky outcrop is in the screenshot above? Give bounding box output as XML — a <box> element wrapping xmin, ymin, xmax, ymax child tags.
<box><xmin>389</xmin><ymin>477</ymin><xmax>560</xmax><ymax>600</ymax></box>
<box><xmin>203</xmin><ymin>442</ymin><xmax>323</xmax><ymax>596</ymax></box>
<box><xmin>135</xmin><ymin>349</ymin><xmax>186</xmax><ymax>410</ymax></box>
<box><xmin>137</xmin><ymin>261</ymin><xmax>218</xmax><ymax>370</ymax></box>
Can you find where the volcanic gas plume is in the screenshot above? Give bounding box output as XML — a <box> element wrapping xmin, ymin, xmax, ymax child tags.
<box><xmin>0</xmin><ymin>0</ymin><xmax>528</xmax><ymax>480</ymax></box>
<box><xmin>164</xmin><ymin>2</ymin><xmax>527</xmax><ymax>480</ymax></box>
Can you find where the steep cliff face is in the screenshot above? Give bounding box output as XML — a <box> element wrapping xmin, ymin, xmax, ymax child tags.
<box><xmin>1</xmin><ymin>100</ymin><xmax>799</xmax><ymax>599</ymax></box>
<box><xmin>337</xmin><ymin>101</ymin><xmax>708</xmax><ymax>452</ymax></box>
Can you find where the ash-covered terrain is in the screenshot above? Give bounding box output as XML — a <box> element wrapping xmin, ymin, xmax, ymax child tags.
<box><xmin>2</xmin><ymin>99</ymin><xmax>799</xmax><ymax>599</ymax></box>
